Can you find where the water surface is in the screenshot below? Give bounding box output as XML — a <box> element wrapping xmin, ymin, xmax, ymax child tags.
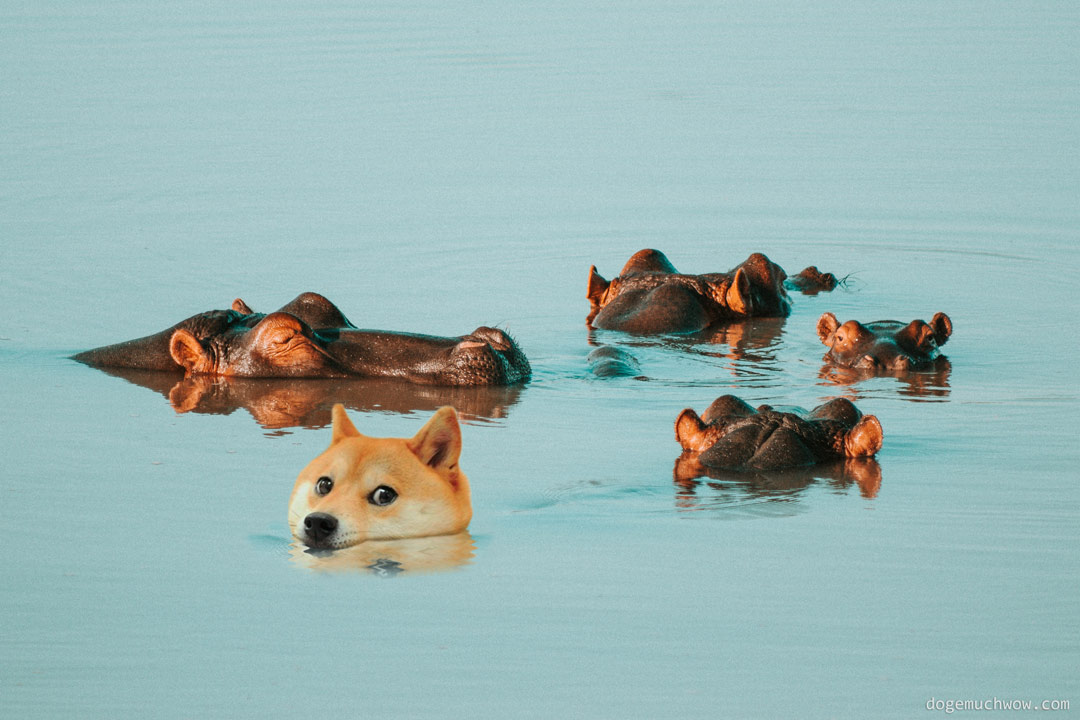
<box><xmin>2</xmin><ymin>2</ymin><xmax>1078</xmax><ymax>718</ymax></box>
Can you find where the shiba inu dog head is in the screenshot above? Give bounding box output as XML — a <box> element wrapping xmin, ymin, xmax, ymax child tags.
<box><xmin>289</xmin><ymin>404</ymin><xmax>471</xmax><ymax>549</ymax></box>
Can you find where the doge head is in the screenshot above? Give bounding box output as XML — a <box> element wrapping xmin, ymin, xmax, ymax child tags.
<box><xmin>289</xmin><ymin>405</ymin><xmax>472</xmax><ymax>549</ymax></box>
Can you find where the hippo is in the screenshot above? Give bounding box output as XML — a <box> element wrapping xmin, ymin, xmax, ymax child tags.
<box><xmin>785</xmin><ymin>265</ymin><xmax>839</xmax><ymax>294</ymax></box>
<box><xmin>73</xmin><ymin>292</ymin><xmax>531</xmax><ymax>386</ymax></box>
<box><xmin>586</xmin><ymin>345</ymin><xmax>643</xmax><ymax>379</ymax></box>
<box><xmin>586</xmin><ymin>249</ymin><xmax>836</xmax><ymax>334</ymax></box>
<box><xmin>674</xmin><ymin>394</ymin><xmax>883</xmax><ymax>471</ymax></box>
<box><xmin>816</xmin><ymin>311</ymin><xmax>952</xmax><ymax>372</ymax></box>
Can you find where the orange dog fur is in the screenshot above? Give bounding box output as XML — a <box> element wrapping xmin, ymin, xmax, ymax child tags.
<box><xmin>289</xmin><ymin>404</ymin><xmax>472</xmax><ymax>549</ymax></box>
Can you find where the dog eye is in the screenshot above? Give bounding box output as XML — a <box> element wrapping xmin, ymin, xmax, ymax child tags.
<box><xmin>368</xmin><ymin>485</ymin><xmax>397</xmax><ymax>507</ymax></box>
<box><xmin>314</xmin><ymin>476</ymin><xmax>334</xmax><ymax>496</ymax></box>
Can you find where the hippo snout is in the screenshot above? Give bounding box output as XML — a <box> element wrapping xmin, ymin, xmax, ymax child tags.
<box><xmin>447</xmin><ymin>327</ymin><xmax>530</xmax><ymax>385</ymax></box>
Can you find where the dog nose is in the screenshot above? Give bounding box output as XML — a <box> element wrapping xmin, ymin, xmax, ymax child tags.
<box><xmin>303</xmin><ymin>512</ymin><xmax>338</xmax><ymax>543</ymax></box>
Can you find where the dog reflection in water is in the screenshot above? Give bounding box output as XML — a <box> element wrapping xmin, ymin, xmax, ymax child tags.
<box><xmin>289</xmin><ymin>404</ymin><xmax>474</xmax><ymax>573</ymax></box>
<box><xmin>289</xmin><ymin>532</ymin><xmax>476</xmax><ymax>575</ymax></box>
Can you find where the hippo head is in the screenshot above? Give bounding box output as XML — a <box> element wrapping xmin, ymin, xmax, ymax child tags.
<box><xmin>166</xmin><ymin>313</ymin><xmax>529</xmax><ymax>386</ymax></box>
<box><xmin>586</xmin><ymin>250</ymin><xmax>795</xmax><ymax>333</ymax></box>
<box><xmin>785</xmin><ymin>265</ymin><xmax>839</xmax><ymax>294</ymax></box>
<box><xmin>169</xmin><ymin>312</ymin><xmax>335</xmax><ymax>377</ymax></box>
<box><xmin>74</xmin><ymin>293</ymin><xmax>531</xmax><ymax>386</ymax></box>
<box><xmin>817</xmin><ymin>312</ymin><xmax>952</xmax><ymax>371</ymax></box>
<box><xmin>674</xmin><ymin>394</ymin><xmax>884</xmax><ymax>472</ymax></box>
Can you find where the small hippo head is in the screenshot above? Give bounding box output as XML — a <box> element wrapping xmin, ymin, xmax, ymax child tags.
<box><xmin>785</xmin><ymin>265</ymin><xmax>839</xmax><ymax>294</ymax></box>
<box><xmin>817</xmin><ymin>311</ymin><xmax>952</xmax><ymax>371</ymax></box>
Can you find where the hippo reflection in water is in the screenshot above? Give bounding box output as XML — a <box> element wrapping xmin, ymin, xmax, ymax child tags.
<box><xmin>675</xmin><ymin>394</ymin><xmax>883</xmax><ymax>472</ymax></box>
<box><xmin>586</xmin><ymin>249</ymin><xmax>837</xmax><ymax>334</ymax></box>
<box><xmin>91</xmin><ymin>367</ymin><xmax>524</xmax><ymax>428</ymax></box>
<box><xmin>674</xmin><ymin>456</ymin><xmax>883</xmax><ymax>505</ymax></box>
<box><xmin>73</xmin><ymin>292</ymin><xmax>531</xmax><ymax>386</ymax></box>
<box><xmin>817</xmin><ymin>311</ymin><xmax>952</xmax><ymax>372</ymax></box>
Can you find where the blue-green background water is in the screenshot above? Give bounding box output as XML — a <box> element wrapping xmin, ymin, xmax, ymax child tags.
<box><xmin>2</xmin><ymin>2</ymin><xmax>1078</xmax><ymax>717</ymax></box>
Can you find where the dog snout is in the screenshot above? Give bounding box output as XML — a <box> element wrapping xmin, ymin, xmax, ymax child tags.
<box><xmin>302</xmin><ymin>512</ymin><xmax>338</xmax><ymax>544</ymax></box>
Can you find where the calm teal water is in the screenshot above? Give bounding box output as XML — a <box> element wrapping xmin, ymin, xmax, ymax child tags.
<box><xmin>2</xmin><ymin>2</ymin><xmax>1078</xmax><ymax>718</ymax></box>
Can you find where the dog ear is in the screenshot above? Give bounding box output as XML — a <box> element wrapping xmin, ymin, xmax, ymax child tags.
<box><xmin>330</xmin><ymin>403</ymin><xmax>361</xmax><ymax>444</ymax></box>
<box><xmin>408</xmin><ymin>406</ymin><xmax>462</xmax><ymax>474</ymax></box>
<box><xmin>169</xmin><ymin>329</ymin><xmax>212</xmax><ymax>375</ymax></box>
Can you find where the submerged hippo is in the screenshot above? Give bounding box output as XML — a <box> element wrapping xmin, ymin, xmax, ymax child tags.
<box><xmin>817</xmin><ymin>311</ymin><xmax>952</xmax><ymax>372</ymax></box>
<box><xmin>586</xmin><ymin>345</ymin><xmax>643</xmax><ymax>379</ymax></box>
<box><xmin>73</xmin><ymin>292</ymin><xmax>531</xmax><ymax>386</ymax></box>
<box><xmin>586</xmin><ymin>249</ymin><xmax>836</xmax><ymax>334</ymax></box>
<box><xmin>785</xmin><ymin>265</ymin><xmax>839</xmax><ymax>294</ymax></box>
<box><xmin>675</xmin><ymin>394</ymin><xmax>883</xmax><ymax>471</ymax></box>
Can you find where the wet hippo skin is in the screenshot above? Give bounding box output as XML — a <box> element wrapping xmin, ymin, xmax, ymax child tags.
<box><xmin>817</xmin><ymin>311</ymin><xmax>952</xmax><ymax>372</ymax></box>
<box><xmin>586</xmin><ymin>249</ymin><xmax>837</xmax><ymax>334</ymax></box>
<box><xmin>675</xmin><ymin>394</ymin><xmax>883</xmax><ymax>471</ymax></box>
<box><xmin>73</xmin><ymin>292</ymin><xmax>531</xmax><ymax>386</ymax></box>
<box><xmin>586</xmin><ymin>345</ymin><xmax>643</xmax><ymax>378</ymax></box>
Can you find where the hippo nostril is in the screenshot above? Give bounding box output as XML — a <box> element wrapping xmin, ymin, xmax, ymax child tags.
<box><xmin>856</xmin><ymin>354</ymin><xmax>879</xmax><ymax>370</ymax></box>
<box><xmin>303</xmin><ymin>512</ymin><xmax>338</xmax><ymax>543</ymax></box>
<box><xmin>467</xmin><ymin>326</ymin><xmax>512</xmax><ymax>352</ymax></box>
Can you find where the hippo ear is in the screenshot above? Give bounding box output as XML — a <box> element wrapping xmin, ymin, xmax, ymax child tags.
<box><xmin>408</xmin><ymin>407</ymin><xmax>463</xmax><ymax>478</ymax></box>
<box><xmin>587</xmin><ymin>266</ymin><xmax>610</xmax><ymax>307</ymax></box>
<box><xmin>816</xmin><ymin>312</ymin><xmax>839</xmax><ymax>344</ymax></box>
<box><xmin>675</xmin><ymin>408</ymin><xmax>708</xmax><ymax>452</ymax></box>
<box><xmin>844</xmin><ymin>415</ymin><xmax>883</xmax><ymax>457</ymax></box>
<box><xmin>900</xmin><ymin>320</ymin><xmax>936</xmax><ymax>352</ymax></box>
<box><xmin>168</xmin><ymin>376</ymin><xmax>214</xmax><ymax>414</ymax></box>
<box><xmin>930</xmin><ymin>312</ymin><xmax>952</xmax><ymax>346</ymax></box>
<box><xmin>231</xmin><ymin>298</ymin><xmax>255</xmax><ymax>315</ymax></box>
<box><xmin>330</xmin><ymin>403</ymin><xmax>361</xmax><ymax>444</ymax></box>
<box><xmin>168</xmin><ymin>329</ymin><xmax>212</xmax><ymax>375</ymax></box>
<box><xmin>725</xmin><ymin>268</ymin><xmax>752</xmax><ymax>315</ymax></box>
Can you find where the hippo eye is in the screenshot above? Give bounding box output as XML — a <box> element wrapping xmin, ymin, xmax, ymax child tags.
<box><xmin>368</xmin><ymin>485</ymin><xmax>398</xmax><ymax>507</ymax></box>
<box><xmin>314</xmin><ymin>476</ymin><xmax>334</xmax><ymax>496</ymax></box>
